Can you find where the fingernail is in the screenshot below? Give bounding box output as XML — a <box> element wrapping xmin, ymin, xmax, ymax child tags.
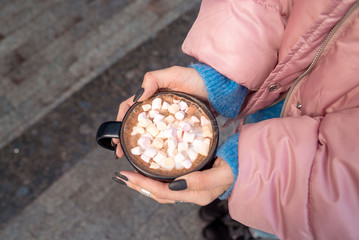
<box><xmin>133</xmin><ymin>88</ymin><xmax>144</xmax><ymax>102</ymax></box>
<box><xmin>112</xmin><ymin>176</ymin><xmax>126</xmax><ymax>185</ymax></box>
<box><xmin>169</xmin><ymin>179</ymin><xmax>187</xmax><ymax>191</ymax></box>
<box><xmin>115</xmin><ymin>172</ymin><xmax>128</xmax><ymax>181</ymax></box>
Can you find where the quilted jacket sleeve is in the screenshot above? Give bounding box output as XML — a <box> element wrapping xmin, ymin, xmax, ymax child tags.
<box><xmin>182</xmin><ymin>0</ymin><xmax>293</xmax><ymax>90</ymax></box>
<box><xmin>229</xmin><ymin>109</ymin><xmax>359</xmax><ymax>239</ymax></box>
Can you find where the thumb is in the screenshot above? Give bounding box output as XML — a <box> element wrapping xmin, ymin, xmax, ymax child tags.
<box><xmin>137</xmin><ymin>67</ymin><xmax>177</xmax><ymax>101</ymax></box>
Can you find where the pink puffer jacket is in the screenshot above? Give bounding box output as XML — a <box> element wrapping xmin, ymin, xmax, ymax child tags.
<box><xmin>182</xmin><ymin>0</ymin><xmax>359</xmax><ymax>239</ymax></box>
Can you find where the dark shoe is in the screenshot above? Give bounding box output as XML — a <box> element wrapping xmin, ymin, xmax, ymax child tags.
<box><xmin>199</xmin><ymin>198</ymin><xmax>228</xmax><ymax>222</ymax></box>
<box><xmin>202</xmin><ymin>215</ymin><xmax>254</xmax><ymax>240</ymax></box>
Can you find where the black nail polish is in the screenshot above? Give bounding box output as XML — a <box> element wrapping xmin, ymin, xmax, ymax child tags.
<box><xmin>133</xmin><ymin>88</ymin><xmax>144</xmax><ymax>102</ymax></box>
<box><xmin>169</xmin><ymin>179</ymin><xmax>187</xmax><ymax>191</ymax></box>
<box><xmin>112</xmin><ymin>176</ymin><xmax>126</xmax><ymax>185</ymax></box>
<box><xmin>115</xmin><ymin>172</ymin><xmax>128</xmax><ymax>181</ymax></box>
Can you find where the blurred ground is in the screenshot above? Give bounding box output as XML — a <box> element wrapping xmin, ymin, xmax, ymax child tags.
<box><xmin>0</xmin><ymin>1</ymin><xmax>233</xmax><ymax>239</ymax></box>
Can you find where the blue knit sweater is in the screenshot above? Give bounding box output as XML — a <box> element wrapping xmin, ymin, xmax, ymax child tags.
<box><xmin>191</xmin><ymin>63</ymin><xmax>283</xmax><ymax>199</ymax></box>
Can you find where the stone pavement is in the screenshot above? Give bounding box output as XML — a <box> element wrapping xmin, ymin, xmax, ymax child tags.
<box><xmin>0</xmin><ymin>1</ymin><xmax>234</xmax><ymax>239</ymax></box>
<box><xmin>0</xmin><ymin>0</ymin><xmax>200</xmax><ymax>149</ymax></box>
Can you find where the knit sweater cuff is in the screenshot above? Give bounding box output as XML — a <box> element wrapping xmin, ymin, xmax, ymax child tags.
<box><xmin>217</xmin><ymin>133</ymin><xmax>239</xmax><ymax>200</ymax></box>
<box><xmin>191</xmin><ymin>63</ymin><xmax>248</xmax><ymax>118</ymax></box>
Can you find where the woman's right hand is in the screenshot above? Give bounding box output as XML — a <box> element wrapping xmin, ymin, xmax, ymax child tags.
<box><xmin>113</xmin><ymin>65</ymin><xmax>208</xmax><ymax>158</ymax></box>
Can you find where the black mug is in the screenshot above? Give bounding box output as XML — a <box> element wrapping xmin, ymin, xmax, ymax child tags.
<box><xmin>96</xmin><ymin>91</ymin><xmax>219</xmax><ymax>181</ymax></box>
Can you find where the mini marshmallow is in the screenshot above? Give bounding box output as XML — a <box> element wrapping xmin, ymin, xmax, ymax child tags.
<box><xmin>168</xmin><ymin>104</ymin><xmax>180</xmax><ymax>114</ymax></box>
<box><xmin>178</xmin><ymin>101</ymin><xmax>189</xmax><ymax>111</ymax></box>
<box><xmin>167</xmin><ymin>138</ymin><xmax>177</xmax><ymax>150</ymax></box>
<box><xmin>143</xmin><ymin>147</ymin><xmax>158</xmax><ymax>158</ymax></box>
<box><xmin>164</xmin><ymin>115</ymin><xmax>175</xmax><ymax>124</ymax></box>
<box><xmin>162</xmin><ymin>101</ymin><xmax>170</xmax><ymax>110</ymax></box>
<box><xmin>190</xmin><ymin>116</ymin><xmax>200</xmax><ymax>123</ymax></box>
<box><xmin>161</xmin><ymin>157</ymin><xmax>175</xmax><ymax>170</ymax></box>
<box><xmin>150</xmin><ymin>162</ymin><xmax>160</xmax><ymax>169</ymax></box>
<box><xmin>176</xmin><ymin>129</ymin><xmax>183</xmax><ymax>140</ymax></box>
<box><xmin>132</xmin><ymin>126</ymin><xmax>145</xmax><ymax>135</ymax></box>
<box><xmin>201</xmin><ymin>116</ymin><xmax>211</xmax><ymax>126</ymax></box>
<box><xmin>155</xmin><ymin>120</ymin><xmax>167</xmax><ymax>131</ymax></box>
<box><xmin>146</xmin><ymin>124</ymin><xmax>159</xmax><ymax>137</ymax></box>
<box><xmin>202</xmin><ymin>125</ymin><xmax>213</xmax><ymax>138</ymax></box>
<box><xmin>137</xmin><ymin>136</ymin><xmax>151</xmax><ymax>148</ymax></box>
<box><xmin>140</xmin><ymin>154</ymin><xmax>151</xmax><ymax>163</ymax></box>
<box><xmin>173</xmin><ymin>99</ymin><xmax>180</xmax><ymax>104</ymax></box>
<box><xmin>183</xmin><ymin>159</ymin><xmax>192</xmax><ymax>169</ymax></box>
<box><xmin>167</xmin><ymin>147</ymin><xmax>178</xmax><ymax>158</ymax></box>
<box><xmin>142</xmin><ymin>104</ymin><xmax>152</xmax><ymax>111</ymax></box>
<box><xmin>138</xmin><ymin>112</ymin><xmax>148</xmax><ymax>121</ymax></box>
<box><xmin>152</xmin><ymin>98</ymin><xmax>162</xmax><ymax>110</ymax></box>
<box><xmin>138</xmin><ymin>118</ymin><xmax>152</xmax><ymax>128</ymax></box>
<box><xmin>175</xmin><ymin>161</ymin><xmax>184</xmax><ymax>170</ymax></box>
<box><xmin>178</xmin><ymin>142</ymin><xmax>188</xmax><ymax>152</ymax></box>
<box><xmin>142</xmin><ymin>132</ymin><xmax>154</xmax><ymax>140</ymax></box>
<box><xmin>153</xmin><ymin>113</ymin><xmax>165</xmax><ymax>123</ymax></box>
<box><xmin>162</xmin><ymin>128</ymin><xmax>177</xmax><ymax>138</ymax></box>
<box><xmin>153</xmin><ymin>150</ymin><xmax>167</xmax><ymax>164</ymax></box>
<box><xmin>152</xmin><ymin>138</ymin><xmax>164</xmax><ymax>149</ymax></box>
<box><xmin>149</xmin><ymin>110</ymin><xmax>159</xmax><ymax>119</ymax></box>
<box><xmin>174</xmin><ymin>152</ymin><xmax>186</xmax><ymax>163</ymax></box>
<box><xmin>131</xmin><ymin>146</ymin><xmax>142</xmax><ymax>155</ymax></box>
<box><xmin>188</xmin><ymin>149</ymin><xmax>198</xmax><ymax>161</ymax></box>
<box><xmin>179</xmin><ymin>121</ymin><xmax>191</xmax><ymax>132</ymax></box>
<box><xmin>183</xmin><ymin>132</ymin><xmax>195</xmax><ymax>143</ymax></box>
<box><xmin>193</xmin><ymin>138</ymin><xmax>210</xmax><ymax>156</ymax></box>
<box><xmin>175</xmin><ymin>111</ymin><xmax>185</xmax><ymax>120</ymax></box>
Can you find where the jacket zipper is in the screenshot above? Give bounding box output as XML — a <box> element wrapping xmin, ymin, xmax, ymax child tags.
<box><xmin>280</xmin><ymin>0</ymin><xmax>359</xmax><ymax>117</ymax></box>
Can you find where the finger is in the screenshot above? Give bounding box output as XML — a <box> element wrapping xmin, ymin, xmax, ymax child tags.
<box><xmin>139</xmin><ymin>69</ymin><xmax>173</xmax><ymax>101</ymax></box>
<box><xmin>177</xmin><ymin>158</ymin><xmax>234</xmax><ymax>192</ymax></box>
<box><xmin>116</xmin><ymin>96</ymin><xmax>135</xmax><ymax>121</ymax></box>
<box><xmin>119</xmin><ymin>171</ymin><xmax>190</xmax><ymax>202</ymax></box>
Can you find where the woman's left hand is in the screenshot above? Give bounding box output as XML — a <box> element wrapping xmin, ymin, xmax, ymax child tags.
<box><xmin>114</xmin><ymin>157</ymin><xmax>234</xmax><ymax>206</ymax></box>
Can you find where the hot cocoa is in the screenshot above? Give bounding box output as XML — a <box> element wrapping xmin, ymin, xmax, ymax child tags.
<box><xmin>121</xmin><ymin>92</ymin><xmax>218</xmax><ymax>179</ymax></box>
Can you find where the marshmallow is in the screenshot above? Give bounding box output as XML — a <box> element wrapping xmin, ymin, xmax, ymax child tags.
<box><xmin>161</xmin><ymin>157</ymin><xmax>175</xmax><ymax>170</ymax></box>
<box><xmin>168</xmin><ymin>104</ymin><xmax>180</xmax><ymax>114</ymax></box>
<box><xmin>162</xmin><ymin>101</ymin><xmax>170</xmax><ymax>110</ymax></box>
<box><xmin>140</xmin><ymin>154</ymin><xmax>151</xmax><ymax>163</ymax></box>
<box><xmin>131</xmin><ymin>146</ymin><xmax>142</xmax><ymax>155</ymax></box>
<box><xmin>174</xmin><ymin>152</ymin><xmax>186</xmax><ymax>163</ymax></box>
<box><xmin>132</xmin><ymin>126</ymin><xmax>145</xmax><ymax>135</ymax></box>
<box><xmin>173</xmin><ymin>99</ymin><xmax>180</xmax><ymax>103</ymax></box>
<box><xmin>153</xmin><ymin>150</ymin><xmax>167</xmax><ymax>164</ymax></box>
<box><xmin>152</xmin><ymin>98</ymin><xmax>162</xmax><ymax>110</ymax></box>
<box><xmin>137</xmin><ymin>136</ymin><xmax>151</xmax><ymax>148</ymax></box>
<box><xmin>153</xmin><ymin>113</ymin><xmax>165</xmax><ymax>123</ymax></box>
<box><xmin>202</xmin><ymin>125</ymin><xmax>213</xmax><ymax>138</ymax></box>
<box><xmin>142</xmin><ymin>104</ymin><xmax>152</xmax><ymax>111</ymax></box>
<box><xmin>155</xmin><ymin>120</ymin><xmax>167</xmax><ymax>131</ymax></box>
<box><xmin>176</xmin><ymin>129</ymin><xmax>183</xmax><ymax>140</ymax></box>
<box><xmin>193</xmin><ymin>138</ymin><xmax>210</xmax><ymax>156</ymax></box>
<box><xmin>175</xmin><ymin>111</ymin><xmax>185</xmax><ymax>120</ymax></box>
<box><xmin>142</xmin><ymin>132</ymin><xmax>154</xmax><ymax>140</ymax></box>
<box><xmin>164</xmin><ymin>115</ymin><xmax>175</xmax><ymax>124</ymax></box>
<box><xmin>179</xmin><ymin>121</ymin><xmax>191</xmax><ymax>132</ymax></box>
<box><xmin>188</xmin><ymin>149</ymin><xmax>198</xmax><ymax>161</ymax></box>
<box><xmin>167</xmin><ymin>138</ymin><xmax>177</xmax><ymax>150</ymax></box>
<box><xmin>162</xmin><ymin>128</ymin><xmax>177</xmax><ymax>138</ymax></box>
<box><xmin>178</xmin><ymin>142</ymin><xmax>188</xmax><ymax>152</ymax></box>
<box><xmin>146</xmin><ymin>123</ymin><xmax>159</xmax><ymax>137</ymax></box>
<box><xmin>178</xmin><ymin>101</ymin><xmax>189</xmax><ymax>111</ymax></box>
<box><xmin>149</xmin><ymin>110</ymin><xmax>159</xmax><ymax>119</ymax></box>
<box><xmin>150</xmin><ymin>162</ymin><xmax>160</xmax><ymax>169</ymax></box>
<box><xmin>190</xmin><ymin>116</ymin><xmax>200</xmax><ymax>123</ymax></box>
<box><xmin>175</xmin><ymin>161</ymin><xmax>184</xmax><ymax>170</ymax></box>
<box><xmin>152</xmin><ymin>138</ymin><xmax>164</xmax><ymax>149</ymax></box>
<box><xmin>167</xmin><ymin>147</ymin><xmax>177</xmax><ymax>158</ymax></box>
<box><xmin>138</xmin><ymin>112</ymin><xmax>147</xmax><ymax>121</ymax></box>
<box><xmin>201</xmin><ymin>116</ymin><xmax>211</xmax><ymax>126</ymax></box>
<box><xmin>138</xmin><ymin>118</ymin><xmax>152</xmax><ymax>128</ymax></box>
<box><xmin>183</xmin><ymin>159</ymin><xmax>192</xmax><ymax>169</ymax></box>
<box><xmin>143</xmin><ymin>147</ymin><xmax>158</xmax><ymax>158</ymax></box>
<box><xmin>183</xmin><ymin>132</ymin><xmax>195</xmax><ymax>143</ymax></box>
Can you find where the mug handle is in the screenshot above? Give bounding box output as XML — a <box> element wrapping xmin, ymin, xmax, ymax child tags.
<box><xmin>96</xmin><ymin>121</ymin><xmax>122</xmax><ymax>151</ymax></box>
